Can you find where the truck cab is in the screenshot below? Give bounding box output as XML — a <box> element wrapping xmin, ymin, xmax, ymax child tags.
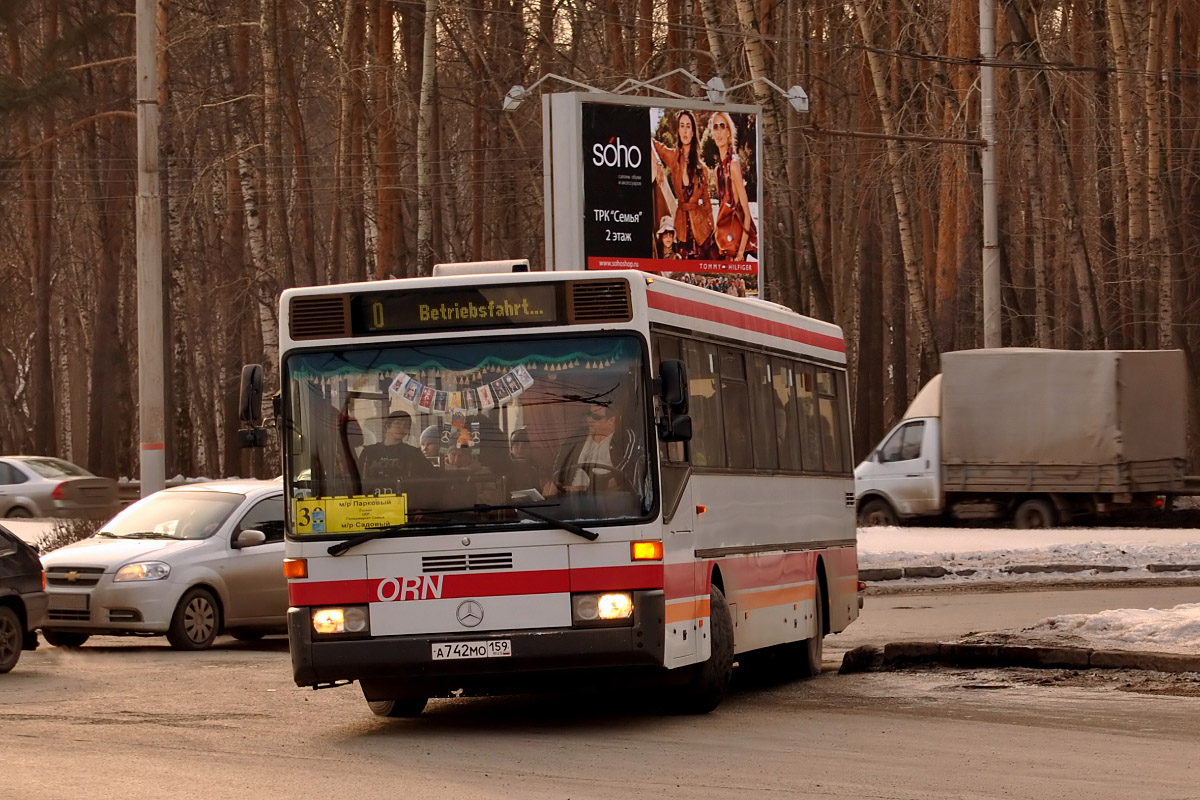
<box><xmin>854</xmin><ymin>375</ymin><xmax>944</xmax><ymax>526</ymax></box>
<box><xmin>855</xmin><ymin>417</ymin><xmax>943</xmax><ymax>525</ymax></box>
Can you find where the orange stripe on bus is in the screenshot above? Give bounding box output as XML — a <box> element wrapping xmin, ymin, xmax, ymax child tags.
<box><xmin>665</xmin><ymin>597</ymin><xmax>711</xmax><ymax>623</ymax></box>
<box><xmin>735</xmin><ymin>584</ymin><xmax>815</xmax><ymax>612</ymax></box>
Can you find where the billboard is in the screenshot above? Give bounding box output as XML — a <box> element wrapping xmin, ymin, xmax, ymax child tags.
<box><xmin>545</xmin><ymin>93</ymin><xmax>762</xmax><ymax>297</ymax></box>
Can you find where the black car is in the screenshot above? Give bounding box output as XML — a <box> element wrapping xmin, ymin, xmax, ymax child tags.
<box><xmin>0</xmin><ymin>524</ymin><xmax>47</xmax><ymax>673</ymax></box>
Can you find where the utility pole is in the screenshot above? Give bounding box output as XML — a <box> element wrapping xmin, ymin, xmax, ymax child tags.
<box><xmin>136</xmin><ymin>0</ymin><xmax>165</xmax><ymax>495</ymax></box>
<box><xmin>980</xmin><ymin>0</ymin><xmax>1001</xmax><ymax>347</ymax></box>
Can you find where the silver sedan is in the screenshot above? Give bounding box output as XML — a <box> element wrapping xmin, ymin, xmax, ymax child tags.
<box><xmin>39</xmin><ymin>479</ymin><xmax>288</xmax><ymax>650</ymax></box>
<box><xmin>0</xmin><ymin>456</ymin><xmax>118</xmax><ymax>519</ymax></box>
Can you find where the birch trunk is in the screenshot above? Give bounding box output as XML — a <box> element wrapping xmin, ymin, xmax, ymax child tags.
<box><xmin>850</xmin><ymin>0</ymin><xmax>939</xmax><ymax>366</ymax></box>
<box><xmin>1106</xmin><ymin>0</ymin><xmax>1150</xmax><ymax>348</ymax></box>
<box><xmin>733</xmin><ymin>0</ymin><xmax>833</xmax><ymax>318</ymax></box>
<box><xmin>215</xmin><ymin>31</ymin><xmax>279</xmax><ymax>375</ymax></box>
<box><xmin>1003</xmin><ymin>1</ymin><xmax>1103</xmax><ymax>347</ymax></box>
<box><xmin>415</xmin><ymin>0</ymin><xmax>438</xmax><ymax>274</ymax></box>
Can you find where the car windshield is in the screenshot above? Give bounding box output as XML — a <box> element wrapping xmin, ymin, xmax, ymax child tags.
<box><xmin>99</xmin><ymin>491</ymin><xmax>243</xmax><ymax>540</ymax></box>
<box><xmin>19</xmin><ymin>458</ymin><xmax>94</xmax><ymax>479</ymax></box>
<box><xmin>284</xmin><ymin>333</ymin><xmax>654</xmax><ymax>536</ymax></box>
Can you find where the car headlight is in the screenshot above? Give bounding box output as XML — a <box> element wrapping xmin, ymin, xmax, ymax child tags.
<box><xmin>114</xmin><ymin>561</ymin><xmax>171</xmax><ymax>582</ymax></box>
<box><xmin>572</xmin><ymin>592</ymin><xmax>634</xmax><ymax>626</ymax></box>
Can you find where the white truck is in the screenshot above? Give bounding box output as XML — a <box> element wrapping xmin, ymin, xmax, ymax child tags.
<box><xmin>854</xmin><ymin>348</ymin><xmax>1200</xmax><ymax>528</ymax></box>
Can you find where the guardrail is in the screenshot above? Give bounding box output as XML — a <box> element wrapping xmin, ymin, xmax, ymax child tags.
<box><xmin>116</xmin><ymin>480</ymin><xmax>189</xmax><ymax>506</ymax></box>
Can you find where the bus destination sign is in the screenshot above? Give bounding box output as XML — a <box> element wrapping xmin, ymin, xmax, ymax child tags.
<box><xmin>350</xmin><ymin>283</ymin><xmax>563</xmax><ymax>335</ymax></box>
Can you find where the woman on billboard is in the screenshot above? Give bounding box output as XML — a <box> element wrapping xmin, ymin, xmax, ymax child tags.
<box><xmin>651</xmin><ymin>110</ymin><xmax>717</xmax><ymax>260</ymax></box>
<box><xmin>709</xmin><ymin>111</ymin><xmax>758</xmax><ymax>263</ymax></box>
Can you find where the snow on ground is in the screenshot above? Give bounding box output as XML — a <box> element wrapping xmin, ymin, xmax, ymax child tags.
<box><xmin>859</xmin><ymin>526</ymin><xmax>1200</xmax><ymax>586</ymax></box>
<box><xmin>861</xmin><ymin>525</ymin><xmax>1200</xmax><ymax>654</ymax></box>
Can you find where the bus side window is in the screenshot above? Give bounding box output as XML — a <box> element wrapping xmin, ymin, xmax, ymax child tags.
<box><xmin>816</xmin><ymin>369</ymin><xmax>845</xmax><ymax>473</ymax></box>
<box><xmin>652</xmin><ymin>333</ymin><xmax>686</xmax><ymax>464</ymax></box>
<box><xmin>772</xmin><ymin>358</ymin><xmax>801</xmax><ymax>471</ymax></box>
<box><xmin>720</xmin><ymin>348</ymin><xmax>753</xmax><ymax>470</ymax></box>
<box><xmin>748</xmin><ymin>354</ymin><xmax>778</xmax><ymax>470</ymax></box>
<box><xmin>795</xmin><ymin>363</ymin><xmax>822</xmax><ymax>472</ymax></box>
<box><xmin>684</xmin><ymin>339</ymin><xmax>724</xmax><ymax>468</ymax></box>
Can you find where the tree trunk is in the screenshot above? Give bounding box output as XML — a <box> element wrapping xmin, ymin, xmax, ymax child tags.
<box><xmin>415</xmin><ymin>0</ymin><xmax>438</xmax><ymax>274</ymax></box>
<box><xmin>850</xmin><ymin>0</ymin><xmax>939</xmax><ymax>368</ymax></box>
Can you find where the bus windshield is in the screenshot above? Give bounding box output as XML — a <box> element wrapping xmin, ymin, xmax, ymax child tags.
<box><xmin>283</xmin><ymin>333</ymin><xmax>654</xmax><ymax>536</ymax></box>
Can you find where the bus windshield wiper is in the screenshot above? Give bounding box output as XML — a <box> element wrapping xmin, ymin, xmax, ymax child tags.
<box><xmin>326</xmin><ymin>502</ymin><xmax>598</xmax><ymax>556</ymax></box>
<box><xmin>327</xmin><ymin>523</ymin><xmax>421</xmax><ymax>556</ymax></box>
<box><xmin>418</xmin><ymin>502</ymin><xmax>600</xmax><ymax>542</ymax></box>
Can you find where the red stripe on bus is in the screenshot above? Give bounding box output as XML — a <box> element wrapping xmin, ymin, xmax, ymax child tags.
<box><xmin>289</xmin><ymin>578</ymin><xmax>374</xmax><ymax>606</ymax></box>
<box><xmin>647</xmin><ymin>291</ymin><xmax>845</xmax><ymax>354</ymax></box>
<box><xmin>570</xmin><ymin>563</ymin><xmax>663</xmax><ymax>591</ymax></box>
<box><xmin>289</xmin><ymin>564</ymin><xmax>664</xmax><ymax>606</ymax></box>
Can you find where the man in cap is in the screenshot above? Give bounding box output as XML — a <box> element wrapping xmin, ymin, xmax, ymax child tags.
<box><xmin>419</xmin><ymin>425</ymin><xmax>442</xmax><ymax>464</ymax></box>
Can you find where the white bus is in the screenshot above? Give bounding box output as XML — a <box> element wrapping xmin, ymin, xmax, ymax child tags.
<box><xmin>258</xmin><ymin>266</ymin><xmax>860</xmax><ymax>715</ymax></box>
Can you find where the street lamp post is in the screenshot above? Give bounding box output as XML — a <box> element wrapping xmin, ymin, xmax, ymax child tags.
<box><xmin>136</xmin><ymin>0</ymin><xmax>165</xmax><ymax>495</ymax></box>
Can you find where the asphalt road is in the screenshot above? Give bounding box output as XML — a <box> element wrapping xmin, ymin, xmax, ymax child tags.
<box><xmin>6</xmin><ymin>583</ymin><xmax>1200</xmax><ymax>800</ymax></box>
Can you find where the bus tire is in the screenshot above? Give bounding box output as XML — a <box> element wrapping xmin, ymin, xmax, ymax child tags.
<box><xmin>367</xmin><ymin>696</ymin><xmax>428</xmax><ymax>718</ymax></box>
<box><xmin>676</xmin><ymin>585</ymin><xmax>734</xmax><ymax>714</ymax></box>
<box><xmin>795</xmin><ymin>580</ymin><xmax>825</xmax><ymax>679</ymax></box>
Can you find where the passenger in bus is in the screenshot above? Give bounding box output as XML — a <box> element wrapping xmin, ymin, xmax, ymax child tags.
<box><xmin>507</xmin><ymin>428</ymin><xmax>546</xmax><ymax>492</ymax></box>
<box><xmin>544</xmin><ymin>402</ymin><xmax>642</xmax><ymax>496</ymax></box>
<box><xmin>442</xmin><ymin>442</ymin><xmax>502</xmax><ymax>505</ymax></box>
<box><xmin>359</xmin><ymin>411</ymin><xmax>435</xmax><ymax>495</ymax></box>
<box><xmin>419</xmin><ymin>425</ymin><xmax>442</xmax><ymax>465</ymax></box>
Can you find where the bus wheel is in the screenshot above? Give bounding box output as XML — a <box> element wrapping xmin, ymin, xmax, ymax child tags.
<box><xmin>365</xmin><ymin>690</ymin><xmax>428</xmax><ymax>718</ymax></box>
<box><xmin>676</xmin><ymin>586</ymin><xmax>734</xmax><ymax>714</ymax></box>
<box><xmin>794</xmin><ymin>580</ymin><xmax>825</xmax><ymax>678</ymax></box>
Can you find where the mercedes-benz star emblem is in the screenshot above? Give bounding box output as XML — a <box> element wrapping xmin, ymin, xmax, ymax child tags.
<box><xmin>456</xmin><ymin>600</ymin><xmax>484</xmax><ymax>628</ymax></box>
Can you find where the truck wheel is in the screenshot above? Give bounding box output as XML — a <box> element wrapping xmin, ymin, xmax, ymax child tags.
<box><xmin>1014</xmin><ymin>498</ymin><xmax>1056</xmax><ymax>529</ymax></box>
<box><xmin>858</xmin><ymin>499</ymin><xmax>897</xmax><ymax>527</ymax></box>
<box><xmin>364</xmin><ymin>685</ymin><xmax>428</xmax><ymax>717</ymax></box>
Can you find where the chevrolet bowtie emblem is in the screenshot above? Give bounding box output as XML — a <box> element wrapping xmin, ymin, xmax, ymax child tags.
<box><xmin>65</xmin><ymin>571</ymin><xmax>81</xmax><ymax>582</ymax></box>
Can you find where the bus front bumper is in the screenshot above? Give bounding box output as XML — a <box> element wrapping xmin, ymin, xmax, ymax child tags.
<box><xmin>289</xmin><ymin>590</ymin><xmax>667</xmax><ymax>697</ymax></box>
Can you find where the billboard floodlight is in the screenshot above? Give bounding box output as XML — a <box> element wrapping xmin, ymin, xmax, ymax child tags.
<box><xmin>706</xmin><ymin>77</ymin><xmax>727</xmax><ymax>105</ymax></box>
<box><xmin>786</xmin><ymin>85</ymin><xmax>809</xmax><ymax>113</ymax></box>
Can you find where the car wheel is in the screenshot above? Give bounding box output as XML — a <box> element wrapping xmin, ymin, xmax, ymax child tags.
<box><xmin>167</xmin><ymin>587</ymin><xmax>220</xmax><ymax>650</ymax></box>
<box><xmin>674</xmin><ymin>585</ymin><xmax>734</xmax><ymax>714</ymax></box>
<box><xmin>42</xmin><ymin>630</ymin><xmax>90</xmax><ymax>648</ymax></box>
<box><xmin>4</xmin><ymin>506</ymin><xmax>33</xmax><ymax>519</ymax></box>
<box><xmin>858</xmin><ymin>499</ymin><xmax>898</xmax><ymax>527</ymax></box>
<box><xmin>0</xmin><ymin>606</ymin><xmax>22</xmax><ymax>673</ymax></box>
<box><xmin>1014</xmin><ymin>498</ymin><xmax>1056</xmax><ymax>529</ymax></box>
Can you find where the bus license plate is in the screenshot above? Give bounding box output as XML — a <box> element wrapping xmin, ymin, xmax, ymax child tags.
<box><xmin>431</xmin><ymin>640</ymin><xmax>512</xmax><ymax>660</ymax></box>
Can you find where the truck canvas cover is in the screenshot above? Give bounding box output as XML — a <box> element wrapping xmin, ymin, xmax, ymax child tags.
<box><xmin>940</xmin><ymin>348</ymin><xmax>1188</xmax><ymax>491</ymax></box>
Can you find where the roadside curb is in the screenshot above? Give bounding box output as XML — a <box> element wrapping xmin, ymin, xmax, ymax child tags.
<box><xmin>839</xmin><ymin>641</ymin><xmax>1200</xmax><ymax>675</ymax></box>
<box><xmin>859</xmin><ymin>564</ymin><xmax>1200</xmax><ymax>582</ymax></box>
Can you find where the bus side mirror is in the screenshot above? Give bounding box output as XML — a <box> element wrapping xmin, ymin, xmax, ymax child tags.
<box><xmin>238</xmin><ymin>364</ymin><xmax>267</xmax><ymax>448</ymax></box>
<box><xmin>659</xmin><ymin>414</ymin><xmax>692</xmax><ymax>443</ymax></box>
<box><xmin>658</xmin><ymin>359</ymin><xmax>689</xmax><ymax>414</ymax></box>
<box><xmin>239</xmin><ymin>364</ymin><xmax>264</xmax><ymax>426</ymax></box>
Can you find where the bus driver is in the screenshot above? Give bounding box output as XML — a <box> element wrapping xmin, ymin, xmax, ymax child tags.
<box><xmin>543</xmin><ymin>402</ymin><xmax>642</xmax><ymax>497</ymax></box>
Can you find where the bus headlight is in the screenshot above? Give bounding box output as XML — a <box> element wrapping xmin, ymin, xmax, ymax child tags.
<box><xmin>572</xmin><ymin>592</ymin><xmax>634</xmax><ymax>625</ymax></box>
<box><xmin>311</xmin><ymin>606</ymin><xmax>370</xmax><ymax>636</ymax></box>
